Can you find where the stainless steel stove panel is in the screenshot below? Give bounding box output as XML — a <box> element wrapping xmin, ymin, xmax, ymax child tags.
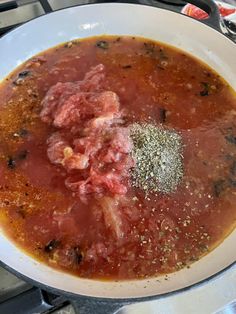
<box><xmin>48</xmin><ymin>0</ymin><xmax>93</xmax><ymax>11</ymax></box>
<box><xmin>0</xmin><ymin>267</ymin><xmax>32</xmax><ymax>303</ymax></box>
<box><xmin>0</xmin><ymin>1</ymin><xmax>44</xmax><ymax>28</ymax></box>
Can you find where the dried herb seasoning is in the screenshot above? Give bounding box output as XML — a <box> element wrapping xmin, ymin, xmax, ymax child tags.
<box><xmin>130</xmin><ymin>123</ymin><xmax>183</xmax><ymax>194</ymax></box>
<box><xmin>96</xmin><ymin>40</ymin><xmax>109</xmax><ymax>49</ymax></box>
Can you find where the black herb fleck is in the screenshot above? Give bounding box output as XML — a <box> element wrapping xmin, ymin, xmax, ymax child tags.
<box><xmin>18</xmin><ymin>70</ymin><xmax>31</xmax><ymax>78</ymax></box>
<box><xmin>44</xmin><ymin>239</ymin><xmax>60</xmax><ymax>253</ymax></box>
<box><xmin>64</xmin><ymin>247</ymin><xmax>83</xmax><ymax>265</ymax></box>
<box><xmin>159</xmin><ymin>108</ymin><xmax>167</xmax><ymax>123</ymax></box>
<box><xmin>213</xmin><ymin>179</ymin><xmax>227</xmax><ymax>197</ymax></box>
<box><xmin>13</xmin><ymin>71</ymin><xmax>31</xmax><ymax>86</ymax></box>
<box><xmin>122</xmin><ymin>65</ymin><xmax>132</xmax><ymax>69</ymax></box>
<box><xmin>144</xmin><ymin>42</ymin><xmax>155</xmax><ymax>54</ymax></box>
<box><xmin>7</xmin><ymin>150</ymin><xmax>29</xmax><ymax>169</ymax></box>
<box><xmin>7</xmin><ymin>156</ymin><xmax>16</xmax><ymax>169</ymax></box>
<box><xmin>96</xmin><ymin>41</ymin><xmax>109</xmax><ymax>49</ymax></box>
<box><xmin>228</xmin><ymin>177</ymin><xmax>236</xmax><ymax>187</ymax></box>
<box><xmin>159</xmin><ymin>49</ymin><xmax>168</xmax><ymax>60</ymax></box>
<box><xmin>16</xmin><ymin>206</ymin><xmax>26</xmax><ymax>218</ymax></box>
<box><xmin>31</xmin><ymin>93</ymin><xmax>38</xmax><ymax>99</ymax></box>
<box><xmin>230</xmin><ymin>160</ymin><xmax>236</xmax><ymax>176</ymax></box>
<box><xmin>224</xmin><ymin>153</ymin><xmax>234</xmax><ymax>161</ymax></box>
<box><xmin>205</xmin><ymin>72</ymin><xmax>211</xmax><ymax>78</ymax></box>
<box><xmin>225</xmin><ymin>134</ymin><xmax>236</xmax><ymax>145</ymax></box>
<box><xmin>19</xmin><ymin>129</ymin><xmax>29</xmax><ymax>137</ymax></box>
<box><xmin>74</xmin><ymin>247</ymin><xmax>83</xmax><ymax>264</ymax></box>
<box><xmin>200</xmin><ymin>82</ymin><xmax>210</xmax><ymax>96</ymax></box>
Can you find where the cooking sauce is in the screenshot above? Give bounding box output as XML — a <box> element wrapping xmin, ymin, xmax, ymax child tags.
<box><xmin>0</xmin><ymin>36</ymin><xmax>236</xmax><ymax>280</ymax></box>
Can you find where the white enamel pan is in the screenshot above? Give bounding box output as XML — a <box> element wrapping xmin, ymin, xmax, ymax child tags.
<box><xmin>0</xmin><ymin>1</ymin><xmax>235</xmax><ymax>313</ymax></box>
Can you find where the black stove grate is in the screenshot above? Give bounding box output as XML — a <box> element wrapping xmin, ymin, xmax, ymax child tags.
<box><xmin>153</xmin><ymin>0</ymin><xmax>186</xmax><ymax>5</ymax></box>
<box><xmin>0</xmin><ymin>1</ymin><xmax>18</xmax><ymax>12</ymax></box>
<box><xmin>39</xmin><ymin>0</ymin><xmax>53</xmax><ymax>13</ymax></box>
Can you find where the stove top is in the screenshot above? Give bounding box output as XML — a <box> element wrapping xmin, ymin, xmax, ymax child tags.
<box><xmin>0</xmin><ymin>0</ymin><xmax>236</xmax><ymax>313</ymax></box>
<box><xmin>0</xmin><ymin>0</ymin><xmax>186</xmax><ymax>36</ymax></box>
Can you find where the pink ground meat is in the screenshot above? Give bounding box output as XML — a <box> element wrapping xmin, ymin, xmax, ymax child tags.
<box><xmin>40</xmin><ymin>64</ymin><xmax>134</xmax><ymax>203</ymax></box>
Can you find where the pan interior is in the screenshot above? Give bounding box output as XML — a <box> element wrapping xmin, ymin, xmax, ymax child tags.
<box><xmin>0</xmin><ymin>3</ymin><xmax>235</xmax><ymax>299</ymax></box>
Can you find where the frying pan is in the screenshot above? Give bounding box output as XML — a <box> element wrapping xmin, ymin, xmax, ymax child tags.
<box><xmin>0</xmin><ymin>0</ymin><xmax>235</xmax><ymax>313</ymax></box>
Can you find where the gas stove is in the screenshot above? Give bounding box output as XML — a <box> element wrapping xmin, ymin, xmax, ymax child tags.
<box><xmin>0</xmin><ymin>0</ymin><xmax>188</xmax><ymax>36</ymax></box>
<box><xmin>0</xmin><ymin>0</ymin><xmax>236</xmax><ymax>313</ymax></box>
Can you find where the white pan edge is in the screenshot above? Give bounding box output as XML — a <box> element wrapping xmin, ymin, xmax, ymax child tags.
<box><xmin>0</xmin><ymin>3</ymin><xmax>235</xmax><ymax>299</ymax></box>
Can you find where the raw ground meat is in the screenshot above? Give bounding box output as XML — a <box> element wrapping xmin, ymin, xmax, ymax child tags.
<box><xmin>40</xmin><ymin>64</ymin><xmax>134</xmax><ymax>231</ymax></box>
<box><xmin>40</xmin><ymin>64</ymin><xmax>105</xmax><ymax>125</ymax></box>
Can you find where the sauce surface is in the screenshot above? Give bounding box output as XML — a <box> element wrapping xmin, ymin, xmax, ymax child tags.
<box><xmin>0</xmin><ymin>36</ymin><xmax>236</xmax><ymax>280</ymax></box>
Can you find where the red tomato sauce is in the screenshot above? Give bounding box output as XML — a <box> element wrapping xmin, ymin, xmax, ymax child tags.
<box><xmin>0</xmin><ymin>36</ymin><xmax>236</xmax><ymax>280</ymax></box>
